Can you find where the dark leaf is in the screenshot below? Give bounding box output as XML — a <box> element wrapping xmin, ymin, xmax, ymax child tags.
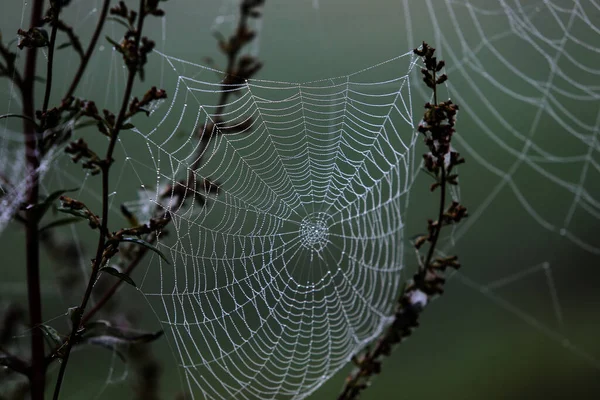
<box><xmin>0</xmin><ymin>113</ymin><xmax>40</xmax><ymax>129</ymax></box>
<box><xmin>56</xmin><ymin>0</ymin><xmax>73</xmax><ymax>7</ymax></box>
<box><xmin>39</xmin><ymin>324</ymin><xmax>62</xmax><ymax>347</ymax></box>
<box><xmin>120</xmin><ymin>237</ymin><xmax>170</xmax><ymax>264</ymax></box>
<box><xmin>79</xmin><ymin>321</ymin><xmax>164</xmax><ymax>357</ymax></box>
<box><xmin>26</xmin><ymin>188</ymin><xmax>78</xmax><ymax>221</ymax></box>
<box><xmin>57</xmin><ymin>206</ymin><xmax>88</xmax><ymax>220</ymax></box>
<box><xmin>39</xmin><ymin>217</ymin><xmax>83</xmax><ymax>233</ymax></box>
<box><xmin>56</xmin><ymin>42</ymin><xmax>72</xmax><ymax>50</ymax></box>
<box><xmin>120</xmin><ymin>122</ymin><xmax>135</xmax><ymax>130</ymax></box>
<box><xmin>105</xmin><ymin>36</ymin><xmax>121</xmax><ymax>51</ymax></box>
<box><xmin>100</xmin><ymin>266</ymin><xmax>136</xmax><ymax>287</ymax></box>
<box><xmin>120</xmin><ymin>204</ymin><xmax>139</xmax><ymax>227</ymax></box>
<box><xmin>83</xmin><ymin>321</ymin><xmax>163</xmax><ymax>342</ymax></box>
<box><xmin>106</xmin><ymin>16</ymin><xmax>131</xmax><ymax>30</ymax></box>
<box><xmin>420</xmin><ymin>167</ymin><xmax>438</xmax><ymax>180</ymax></box>
<box><xmin>85</xmin><ymin>338</ymin><xmax>127</xmax><ymax>362</ymax></box>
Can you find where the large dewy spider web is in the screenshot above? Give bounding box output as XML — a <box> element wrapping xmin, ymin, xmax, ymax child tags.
<box><xmin>123</xmin><ymin>51</ymin><xmax>419</xmax><ymax>399</ymax></box>
<box><xmin>97</xmin><ymin>0</ymin><xmax>600</xmax><ymax>396</ymax></box>
<box><xmin>1</xmin><ymin>0</ymin><xmax>600</xmax><ymax>399</ymax></box>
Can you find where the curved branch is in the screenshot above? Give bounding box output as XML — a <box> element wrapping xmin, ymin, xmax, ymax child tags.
<box><xmin>0</xmin><ymin>113</ymin><xmax>40</xmax><ymax>129</ymax></box>
<box><xmin>63</xmin><ymin>0</ymin><xmax>111</xmax><ymax>100</ymax></box>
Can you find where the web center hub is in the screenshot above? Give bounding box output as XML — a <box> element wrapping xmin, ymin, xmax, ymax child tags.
<box><xmin>299</xmin><ymin>213</ymin><xmax>329</xmax><ymax>253</ymax></box>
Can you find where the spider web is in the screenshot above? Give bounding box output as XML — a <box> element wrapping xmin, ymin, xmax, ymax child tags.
<box><xmin>1</xmin><ymin>0</ymin><xmax>600</xmax><ymax>399</ymax></box>
<box><xmin>123</xmin><ymin>50</ymin><xmax>419</xmax><ymax>399</ymax></box>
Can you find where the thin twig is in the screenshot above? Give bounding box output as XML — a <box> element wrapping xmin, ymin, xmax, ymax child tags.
<box><xmin>420</xmin><ymin>69</ymin><xmax>444</xmax><ymax>280</ymax></box>
<box><xmin>0</xmin><ymin>113</ymin><xmax>40</xmax><ymax>129</ymax></box>
<box><xmin>53</xmin><ymin>19</ymin><xmax>85</xmax><ymax>59</ymax></box>
<box><xmin>63</xmin><ymin>0</ymin><xmax>111</xmax><ymax>100</ymax></box>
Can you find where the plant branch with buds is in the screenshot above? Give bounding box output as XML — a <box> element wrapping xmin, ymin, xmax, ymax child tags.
<box><xmin>337</xmin><ymin>42</ymin><xmax>468</xmax><ymax>400</ymax></box>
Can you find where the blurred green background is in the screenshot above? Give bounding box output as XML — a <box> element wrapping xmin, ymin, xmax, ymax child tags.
<box><xmin>1</xmin><ymin>0</ymin><xmax>599</xmax><ymax>399</ymax></box>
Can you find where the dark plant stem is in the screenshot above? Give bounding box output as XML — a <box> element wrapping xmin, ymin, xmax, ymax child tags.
<box><xmin>214</xmin><ymin>11</ymin><xmax>249</xmax><ymax>117</ymax></box>
<box><xmin>423</xmin><ymin>167</ymin><xmax>445</xmax><ymax>269</ymax></box>
<box><xmin>63</xmin><ymin>0</ymin><xmax>111</xmax><ymax>100</ymax></box>
<box><xmin>420</xmin><ymin>73</ymin><xmax>443</xmax><ymax>276</ymax></box>
<box><xmin>52</xmin><ymin>2</ymin><xmax>147</xmax><ymax>399</ymax></box>
<box><xmin>21</xmin><ymin>1</ymin><xmax>46</xmax><ymax>398</ymax></box>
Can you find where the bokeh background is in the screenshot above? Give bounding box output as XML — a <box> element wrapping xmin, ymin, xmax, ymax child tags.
<box><xmin>1</xmin><ymin>0</ymin><xmax>599</xmax><ymax>399</ymax></box>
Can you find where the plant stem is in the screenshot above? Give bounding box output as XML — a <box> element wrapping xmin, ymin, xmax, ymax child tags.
<box><xmin>421</xmin><ymin>72</ymin><xmax>444</xmax><ymax>275</ymax></box>
<box><xmin>214</xmin><ymin>8</ymin><xmax>250</xmax><ymax>117</ymax></box>
<box><xmin>423</xmin><ymin>165</ymin><xmax>446</xmax><ymax>269</ymax></box>
<box><xmin>63</xmin><ymin>0</ymin><xmax>110</xmax><ymax>100</ymax></box>
<box><xmin>21</xmin><ymin>0</ymin><xmax>46</xmax><ymax>398</ymax></box>
<box><xmin>52</xmin><ymin>2</ymin><xmax>147</xmax><ymax>398</ymax></box>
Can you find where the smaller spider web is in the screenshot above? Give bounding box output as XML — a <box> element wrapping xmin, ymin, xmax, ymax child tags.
<box><xmin>112</xmin><ymin>50</ymin><xmax>421</xmax><ymax>399</ymax></box>
<box><xmin>0</xmin><ymin>124</ymin><xmax>69</xmax><ymax>234</ymax></box>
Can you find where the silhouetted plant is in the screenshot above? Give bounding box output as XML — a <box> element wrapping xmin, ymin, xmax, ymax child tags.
<box><xmin>1</xmin><ymin>1</ymin><xmax>171</xmax><ymax>399</ymax></box>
